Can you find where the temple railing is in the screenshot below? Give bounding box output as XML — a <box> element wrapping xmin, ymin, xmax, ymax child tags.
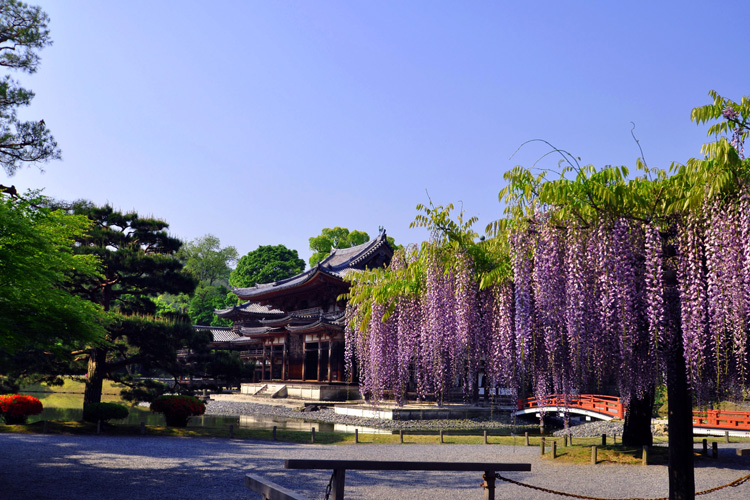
<box><xmin>693</xmin><ymin>409</ymin><xmax>750</xmax><ymax>431</ymax></box>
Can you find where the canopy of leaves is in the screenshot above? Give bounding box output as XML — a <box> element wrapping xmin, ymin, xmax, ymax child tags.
<box><xmin>494</xmin><ymin>91</ymin><xmax>749</xmax><ymax>232</ymax></box>
<box><xmin>0</xmin><ymin>0</ymin><xmax>60</xmax><ymax>175</ymax></box>
<box><xmin>229</xmin><ymin>244</ymin><xmax>305</xmax><ymax>289</ymax></box>
<box><xmin>0</xmin><ymin>192</ymin><xmax>104</xmax><ymax>355</ymax></box>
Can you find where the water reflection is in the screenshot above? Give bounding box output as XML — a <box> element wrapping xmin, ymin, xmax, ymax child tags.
<box><xmin>25</xmin><ymin>394</ymin><xmax>391</xmax><ymax>434</ymax></box>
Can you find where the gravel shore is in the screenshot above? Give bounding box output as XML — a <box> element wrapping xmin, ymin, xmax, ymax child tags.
<box><xmin>205</xmin><ymin>399</ymin><xmax>526</xmax><ymax>432</ymax></box>
<box><xmin>2</xmin><ymin>433</ymin><xmax>749</xmax><ymax>500</ymax></box>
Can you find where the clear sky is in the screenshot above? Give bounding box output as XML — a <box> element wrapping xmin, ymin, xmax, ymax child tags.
<box><xmin>6</xmin><ymin>1</ymin><xmax>750</xmax><ymax>266</ymax></box>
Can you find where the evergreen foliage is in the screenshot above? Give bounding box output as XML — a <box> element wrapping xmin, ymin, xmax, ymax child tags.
<box><xmin>57</xmin><ymin>201</ymin><xmax>205</xmax><ymax>408</ymax></box>
<box><xmin>0</xmin><ymin>0</ymin><xmax>60</xmax><ymax>175</ymax></box>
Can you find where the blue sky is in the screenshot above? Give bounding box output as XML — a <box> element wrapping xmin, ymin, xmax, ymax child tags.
<box><xmin>7</xmin><ymin>1</ymin><xmax>750</xmax><ymax>265</ymax></box>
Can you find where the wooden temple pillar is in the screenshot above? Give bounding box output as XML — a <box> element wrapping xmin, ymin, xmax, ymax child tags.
<box><xmin>282</xmin><ymin>334</ymin><xmax>288</xmax><ymax>381</ymax></box>
<box><xmin>260</xmin><ymin>348</ymin><xmax>266</xmax><ymax>382</ymax></box>
<box><xmin>317</xmin><ymin>342</ymin><xmax>323</xmax><ymax>381</ymax></box>
<box><xmin>302</xmin><ymin>341</ymin><xmax>307</xmax><ymax>381</ymax></box>
<box><xmin>269</xmin><ymin>342</ymin><xmax>274</xmax><ymax>381</ymax></box>
<box><xmin>327</xmin><ymin>340</ymin><xmax>333</xmax><ymax>383</ymax></box>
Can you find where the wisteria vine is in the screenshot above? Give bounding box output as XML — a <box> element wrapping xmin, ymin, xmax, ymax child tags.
<box><xmin>345</xmin><ymin>190</ymin><xmax>750</xmax><ymax>406</ymax></box>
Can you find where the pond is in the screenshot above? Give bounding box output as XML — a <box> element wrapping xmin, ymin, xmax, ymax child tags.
<box><xmin>21</xmin><ymin>382</ymin><xmax>388</xmax><ymax>434</ymax></box>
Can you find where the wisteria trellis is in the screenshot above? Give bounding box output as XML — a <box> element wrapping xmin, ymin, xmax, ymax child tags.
<box><xmin>345</xmin><ymin>190</ymin><xmax>750</xmax><ymax>405</ymax></box>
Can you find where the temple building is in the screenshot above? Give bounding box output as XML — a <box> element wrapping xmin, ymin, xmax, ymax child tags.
<box><xmin>208</xmin><ymin>231</ymin><xmax>394</xmax><ymax>386</ymax></box>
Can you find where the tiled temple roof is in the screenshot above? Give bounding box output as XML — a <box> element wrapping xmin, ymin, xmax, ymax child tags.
<box><xmin>214</xmin><ymin>301</ymin><xmax>285</xmax><ymax>318</ymax></box>
<box><xmin>286</xmin><ymin>313</ymin><xmax>346</xmax><ymax>333</ymax></box>
<box><xmin>233</xmin><ymin>231</ymin><xmax>393</xmax><ymax>300</ymax></box>
<box><xmin>194</xmin><ymin>325</ymin><xmax>240</xmax><ymax>342</ymax></box>
<box><xmin>240</xmin><ymin>326</ymin><xmax>284</xmax><ymax>336</ymax></box>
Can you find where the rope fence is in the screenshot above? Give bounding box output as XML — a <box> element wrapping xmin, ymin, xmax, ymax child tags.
<box><xmin>488</xmin><ymin>472</ymin><xmax>750</xmax><ymax>500</ymax></box>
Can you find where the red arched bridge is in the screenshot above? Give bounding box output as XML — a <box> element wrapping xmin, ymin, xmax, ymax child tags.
<box><xmin>515</xmin><ymin>394</ymin><xmax>750</xmax><ymax>432</ymax></box>
<box><xmin>515</xmin><ymin>394</ymin><xmax>625</xmax><ymax>421</ymax></box>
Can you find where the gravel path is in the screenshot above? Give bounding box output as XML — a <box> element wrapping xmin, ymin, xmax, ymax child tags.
<box><xmin>2</xmin><ymin>433</ymin><xmax>749</xmax><ymax>500</ymax></box>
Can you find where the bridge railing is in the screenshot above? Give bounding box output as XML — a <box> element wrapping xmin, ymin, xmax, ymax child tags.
<box><xmin>518</xmin><ymin>394</ymin><xmax>624</xmax><ymax>419</ymax></box>
<box><xmin>693</xmin><ymin>409</ymin><xmax>750</xmax><ymax>431</ymax></box>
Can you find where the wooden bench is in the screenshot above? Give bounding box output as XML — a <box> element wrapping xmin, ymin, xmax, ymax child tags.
<box><xmin>284</xmin><ymin>459</ymin><xmax>532</xmax><ymax>500</ymax></box>
<box><xmin>245</xmin><ymin>473</ymin><xmax>311</xmax><ymax>500</ymax></box>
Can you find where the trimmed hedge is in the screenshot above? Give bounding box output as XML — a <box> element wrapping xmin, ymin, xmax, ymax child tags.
<box><xmin>150</xmin><ymin>395</ymin><xmax>205</xmax><ymax>427</ymax></box>
<box><xmin>82</xmin><ymin>402</ymin><xmax>129</xmax><ymax>423</ymax></box>
<box><xmin>0</xmin><ymin>394</ymin><xmax>43</xmax><ymax>424</ymax></box>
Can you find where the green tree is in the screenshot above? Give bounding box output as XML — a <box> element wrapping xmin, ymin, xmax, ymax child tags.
<box><xmin>229</xmin><ymin>244</ymin><xmax>305</xmax><ymax>289</ymax></box>
<box><xmin>0</xmin><ymin>0</ymin><xmax>60</xmax><ymax>176</ymax></box>
<box><xmin>188</xmin><ymin>284</ymin><xmax>233</xmax><ymax>326</ymax></box>
<box><xmin>178</xmin><ymin>234</ymin><xmax>238</xmax><ymax>286</ymax></box>
<box><xmin>159</xmin><ymin>234</ymin><xmax>238</xmax><ymax>325</ymax></box>
<box><xmin>308</xmin><ymin>227</ymin><xmax>369</xmax><ymax>266</ymax></box>
<box><xmin>60</xmin><ymin>201</ymin><xmax>204</xmax><ymax>407</ymax></box>
<box><xmin>0</xmin><ymin>192</ymin><xmax>104</xmax><ymax>355</ymax></box>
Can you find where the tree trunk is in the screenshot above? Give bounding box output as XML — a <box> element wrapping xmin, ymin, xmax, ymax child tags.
<box><xmin>665</xmin><ymin>336</ymin><xmax>695</xmax><ymax>500</ymax></box>
<box><xmin>622</xmin><ymin>388</ymin><xmax>654</xmax><ymax>447</ymax></box>
<box><xmin>83</xmin><ymin>347</ymin><xmax>106</xmax><ymax>407</ymax></box>
<box><xmin>664</xmin><ymin>267</ymin><xmax>695</xmax><ymax>500</ymax></box>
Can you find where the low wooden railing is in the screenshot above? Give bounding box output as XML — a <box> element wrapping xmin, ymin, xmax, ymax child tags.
<box><xmin>518</xmin><ymin>394</ymin><xmax>625</xmax><ymax>419</ymax></box>
<box><xmin>693</xmin><ymin>409</ymin><xmax>750</xmax><ymax>431</ymax></box>
<box><xmin>284</xmin><ymin>459</ymin><xmax>531</xmax><ymax>500</ymax></box>
<box><xmin>245</xmin><ymin>473</ymin><xmax>310</xmax><ymax>500</ymax></box>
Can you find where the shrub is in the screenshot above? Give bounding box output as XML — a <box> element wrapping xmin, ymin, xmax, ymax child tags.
<box><xmin>82</xmin><ymin>402</ymin><xmax>129</xmax><ymax>423</ymax></box>
<box><xmin>0</xmin><ymin>394</ymin><xmax>43</xmax><ymax>424</ymax></box>
<box><xmin>150</xmin><ymin>395</ymin><xmax>205</xmax><ymax>427</ymax></box>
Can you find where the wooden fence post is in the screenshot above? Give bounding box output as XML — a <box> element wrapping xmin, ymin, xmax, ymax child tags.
<box><xmin>272</xmin><ymin>426</ymin><xmax>277</xmax><ymax>441</ymax></box>
<box><xmin>702</xmin><ymin>439</ymin><xmax>708</xmax><ymax>456</ymax></box>
<box><xmin>483</xmin><ymin>430</ymin><xmax>488</xmax><ymax>444</ymax></box>
<box><xmin>591</xmin><ymin>446</ymin><xmax>597</xmax><ymax>465</ymax></box>
<box><xmin>355</xmin><ymin>429</ymin><xmax>359</xmax><ymax>444</ymax></box>
<box><xmin>601</xmin><ymin>433</ymin><xmax>606</xmax><ymax>446</ymax></box>
<box><xmin>552</xmin><ymin>441</ymin><xmax>557</xmax><ymax>459</ymax></box>
<box><xmin>642</xmin><ymin>446</ymin><xmax>648</xmax><ymax>466</ymax></box>
<box><xmin>524</xmin><ymin>432</ymin><xmax>529</xmax><ymax>446</ymax></box>
<box><xmin>713</xmin><ymin>441</ymin><xmax>718</xmax><ymax>459</ymax></box>
<box><xmin>311</xmin><ymin>428</ymin><xmax>315</xmax><ymax>444</ymax></box>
